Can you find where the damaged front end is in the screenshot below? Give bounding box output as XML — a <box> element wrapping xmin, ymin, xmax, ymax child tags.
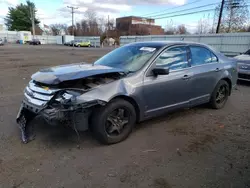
<box><xmin>16</xmin><ymin>72</ymin><xmax>122</xmax><ymax>143</ymax></box>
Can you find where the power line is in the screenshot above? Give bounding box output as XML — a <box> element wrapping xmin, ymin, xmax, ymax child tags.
<box><xmin>137</xmin><ymin>0</ymin><xmax>248</xmax><ymax>18</ymax></box>
<box><xmin>67</xmin><ymin>6</ymin><xmax>78</xmax><ymax>36</ymax></box>
<box><xmin>153</xmin><ymin>8</ymin><xmax>216</xmax><ymax>20</ymax></box>
<box><xmin>153</xmin><ymin>4</ymin><xmax>250</xmax><ymax>21</ymax></box>
<box><xmin>151</xmin><ymin>2</ymin><xmax>220</xmax><ymax>19</ymax></box>
<box><xmin>139</xmin><ymin>0</ymin><xmax>204</xmax><ymax>17</ymax></box>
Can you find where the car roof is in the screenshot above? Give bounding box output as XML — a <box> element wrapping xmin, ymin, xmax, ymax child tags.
<box><xmin>126</xmin><ymin>41</ymin><xmax>214</xmax><ymax>50</ymax></box>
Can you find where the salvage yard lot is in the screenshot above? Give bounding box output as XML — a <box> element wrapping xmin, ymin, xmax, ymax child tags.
<box><xmin>0</xmin><ymin>44</ymin><xmax>250</xmax><ymax>188</ymax></box>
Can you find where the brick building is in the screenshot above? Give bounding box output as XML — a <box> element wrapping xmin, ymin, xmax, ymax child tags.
<box><xmin>116</xmin><ymin>16</ymin><xmax>164</xmax><ymax>36</ymax></box>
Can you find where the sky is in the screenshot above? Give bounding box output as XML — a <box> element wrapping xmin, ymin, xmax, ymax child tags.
<box><xmin>0</xmin><ymin>0</ymin><xmax>234</xmax><ymax>33</ymax></box>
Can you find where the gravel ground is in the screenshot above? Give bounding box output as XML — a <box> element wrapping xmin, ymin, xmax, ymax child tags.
<box><xmin>0</xmin><ymin>44</ymin><xmax>249</xmax><ymax>188</ymax></box>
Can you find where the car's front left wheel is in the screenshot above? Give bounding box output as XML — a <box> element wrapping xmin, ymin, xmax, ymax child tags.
<box><xmin>91</xmin><ymin>99</ymin><xmax>136</xmax><ymax>144</ymax></box>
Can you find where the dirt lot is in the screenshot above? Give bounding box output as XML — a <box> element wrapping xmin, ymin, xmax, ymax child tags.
<box><xmin>0</xmin><ymin>44</ymin><xmax>250</xmax><ymax>188</ymax></box>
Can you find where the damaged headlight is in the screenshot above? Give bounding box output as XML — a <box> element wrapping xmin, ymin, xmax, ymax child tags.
<box><xmin>54</xmin><ymin>90</ymin><xmax>82</xmax><ymax>105</ymax></box>
<box><xmin>52</xmin><ymin>90</ymin><xmax>106</xmax><ymax>109</ymax></box>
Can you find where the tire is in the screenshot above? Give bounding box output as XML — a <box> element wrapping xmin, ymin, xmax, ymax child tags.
<box><xmin>210</xmin><ymin>80</ymin><xmax>230</xmax><ymax>109</ymax></box>
<box><xmin>88</xmin><ymin>44</ymin><xmax>91</xmax><ymax>47</ymax></box>
<box><xmin>78</xmin><ymin>44</ymin><xmax>81</xmax><ymax>47</ymax></box>
<box><xmin>91</xmin><ymin>99</ymin><xmax>136</xmax><ymax>145</ymax></box>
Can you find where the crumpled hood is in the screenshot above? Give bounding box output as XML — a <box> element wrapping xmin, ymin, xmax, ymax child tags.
<box><xmin>31</xmin><ymin>63</ymin><xmax>125</xmax><ymax>85</ymax></box>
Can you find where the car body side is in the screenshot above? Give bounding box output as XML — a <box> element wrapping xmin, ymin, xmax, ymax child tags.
<box><xmin>75</xmin><ymin>43</ymin><xmax>237</xmax><ymax>122</ymax></box>
<box><xmin>74</xmin><ymin>40</ymin><xmax>91</xmax><ymax>47</ymax></box>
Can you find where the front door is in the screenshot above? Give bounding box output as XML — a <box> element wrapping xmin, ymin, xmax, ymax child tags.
<box><xmin>143</xmin><ymin>45</ymin><xmax>193</xmax><ymax>118</ymax></box>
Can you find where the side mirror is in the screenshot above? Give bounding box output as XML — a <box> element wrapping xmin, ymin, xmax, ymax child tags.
<box><xmin>152</xmin><ymin>67</ymin><xmax>170</xmax><ymax>76</ymax></box>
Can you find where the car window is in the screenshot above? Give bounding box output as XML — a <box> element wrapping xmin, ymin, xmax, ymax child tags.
<box><xmin>155</xmin><ymin>46</ymin><xmax>188</xmax><ymax>71</ymax></box>
<box><xmin>245</xmin><ymin>49</ymin><xmax>250</xmax><ymax>55</ymax></box>
<box><xmin>190</xmin><ymin>46</ymin><xmax>217</xmax><ymax>66</ymax></box>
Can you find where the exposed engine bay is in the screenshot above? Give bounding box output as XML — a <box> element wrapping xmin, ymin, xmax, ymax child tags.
<box><xmin>16</xmin><ymin>72</ymin><xmax>124</xmax><ymax>144</ymax></box>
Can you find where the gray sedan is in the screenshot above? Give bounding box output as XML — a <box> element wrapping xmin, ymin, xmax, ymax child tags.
<box><xmin>234</xmin><ymin>49</ymin><xmax>250</xmax><ymax>81</ymax></box>
<box><xmin>16</xmin><ymin>41</ymin><xmax>238</xmax><ymax>144</ymax></box>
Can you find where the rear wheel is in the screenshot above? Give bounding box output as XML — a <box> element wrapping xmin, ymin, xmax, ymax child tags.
<box><xmin>77</xmin><ymin>44</ymin><xmax>81</xmax><ymax>47</ymax></box>
<box><xmin>210</xmin><ymin>80</ymin><xmax>230</xmax><ymax>109</ymax></box>
<box><xmin>88</xmin><ymin>44</ymin><xmax>91</xmax><ymax>47</ymax></box>
<box><xmin>91</xmin><ymin>99</ymin><xmax>136</xmax><ymax>144</ymax></box>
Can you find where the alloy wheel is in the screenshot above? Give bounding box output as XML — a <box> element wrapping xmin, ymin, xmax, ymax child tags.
<box><xmin>105</xmin><ymin>108</ymin><xmax>130</xmax><ymax>136</ymax></box>
<box><xmin>216</xmin><ymin>85</ymin><xmax>227</xmax><ymax>104</ymax></box>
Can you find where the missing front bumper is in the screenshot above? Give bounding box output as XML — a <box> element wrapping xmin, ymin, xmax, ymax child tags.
<box><xmin>16</xmin><ymin>100</ymin><xmax>93</xmax><ymax>144</ymax></box>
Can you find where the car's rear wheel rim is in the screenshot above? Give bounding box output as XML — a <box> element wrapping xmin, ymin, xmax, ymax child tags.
<box><xmin>105</xmin><ymin>108</ymin><xmax>130</xmax><ymax>136</ymax></box>
<box><xmin>216</xmin><ymin>85</ymin><xmax>227</xmax><ymax>104</ymax></box>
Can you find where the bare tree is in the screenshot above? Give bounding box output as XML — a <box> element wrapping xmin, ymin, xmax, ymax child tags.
<box><xmin>75</xmin><ymin>22</ymin><xmax>82</xmax><ymax>36</ymax></box>
<box><xmin>176</xmin><ymin>24</ymin><xmax>188</xmax><ymax>34</ymax></box>
<box><xmin>196</xmin><ymin>14</ymin><xmax>211</xmax><ymax>34</ymax></box>
<box><xmin>50</xmin><ymin>24</ymin><xmax>68</xmax><ymax>35</ymax></box>
<box><xmin>50</xmin><ymin>10</ymin><xmax>113</xmax><ymax>36</ymax></box>
<box><xmin>107</xmin><ymin>18</ymin><xmax>115</xmax><ymax>30</ymax></box>
<box><xmin>165</xmin><ymin>19</ymin><xmax>176</xmax><ymax>35</ymax></box>
<box><xmin>81</xmin><ymin>20</ymin><xmax>88</xmax><ymax>34</ymax></box>
<box><xmin>98</xmin><ymin>17</ymin><xmax>106</xmax><ymax>33</ymax></box>
<box><xmin>213</xmin><ymin>0</ymin><xmax>249</xmax><ymax>33</ymax></box>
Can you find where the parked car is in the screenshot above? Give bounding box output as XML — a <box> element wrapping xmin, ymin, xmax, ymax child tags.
<box><xmin>29</xmin><ymin>39</ymin><xmax>41</xmax><ymax>45</ymax></box>
<box><xmin>234</xmin><ymin>49</ymin><xmax>250</xmax><ymax>81</ymax></box>
<box><xmin>64</xmin><ymin>40</ymin><xmax>74</xmax><ymax>46</ymax></box>
<box><xmin>16</xmin><ymin>41</ymin><xmax>238</xmax><ymax>144</ymax></box>
<box><xmin>0</xmin><ymin>38</ymin><xmax>4</xmax><ymax>46</ymax></box>
<box><xmin>16</xmin><ymin>40</ymin><xmax>29</xmax><ymax>44</ymax></box>
<box><xmin>74</xmin><ymin>40</ymin><xmax>91</xmax><ymax>47</ymax></box>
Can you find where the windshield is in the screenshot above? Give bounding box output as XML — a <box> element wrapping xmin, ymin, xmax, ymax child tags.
<box><xmin>94</xmin><ymin>44</ymin><xmax>159</xmax><ymax>72</ymax></box>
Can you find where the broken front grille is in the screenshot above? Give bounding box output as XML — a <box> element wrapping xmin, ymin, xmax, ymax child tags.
<box><xmin>24</xmin><ymin>81</ymin><xmax>58</xmax><ymax>107</ymax></box>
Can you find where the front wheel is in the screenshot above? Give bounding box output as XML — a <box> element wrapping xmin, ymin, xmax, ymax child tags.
<box><xmin>91</xmin><ymin>99</ymin><xmax>136</xmax><ymax>144</ymax></box>
<box><xmin>210</xmin><ymin>80</ymin><xmax>230</xmax><ymax>109</ymax></box>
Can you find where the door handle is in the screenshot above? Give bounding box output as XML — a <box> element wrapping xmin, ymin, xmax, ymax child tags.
<box><xmin>215</xmin><ymin>68</ymin><xmax>221</xmax><ymax>72</ymax></box>
<box><xmin>182</xmin><ymin>75</ymin><xmax>191</xmax><ymax>80</ymax></box>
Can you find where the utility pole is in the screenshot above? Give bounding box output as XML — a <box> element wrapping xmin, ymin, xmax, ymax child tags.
<box><xmin>67</xmin><ymin>6</ymin><xmax>78</xmax><ymax>36</ymax></box>
<box><xmin>30</xmin><ymin>6</ymin><xmax>35</xmax><ymax>39</ymax></box>
<box><xmin>149</xmin><ymin>17</ymin><xmax>152</xmax><ymax>35</ymax></box>
<box><xmin>107</xmin><ymin>15</ymin><xmax>109</xmax><ymax>39</ymax></box>
<box><xmin>216</xmin><ymin>0</ymin><xmax>225</xmax><ymax>33</ymax></box>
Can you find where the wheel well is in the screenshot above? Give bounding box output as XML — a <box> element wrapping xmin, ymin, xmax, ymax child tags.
<box><xmin>112</xmin><ymin>96</ymin><xmax>140</xmax><ymax>122</ymax></box>
<box><xmin>222</xmin><ymin>78</ymin><xmax>232</xmax><ymax>95</ymax></box>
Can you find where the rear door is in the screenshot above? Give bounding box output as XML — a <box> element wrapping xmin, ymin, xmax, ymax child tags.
<box><xmin>188</xmin><ymin>45</ymin><xmax>223</xmax><ymax>106</ymax></box>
